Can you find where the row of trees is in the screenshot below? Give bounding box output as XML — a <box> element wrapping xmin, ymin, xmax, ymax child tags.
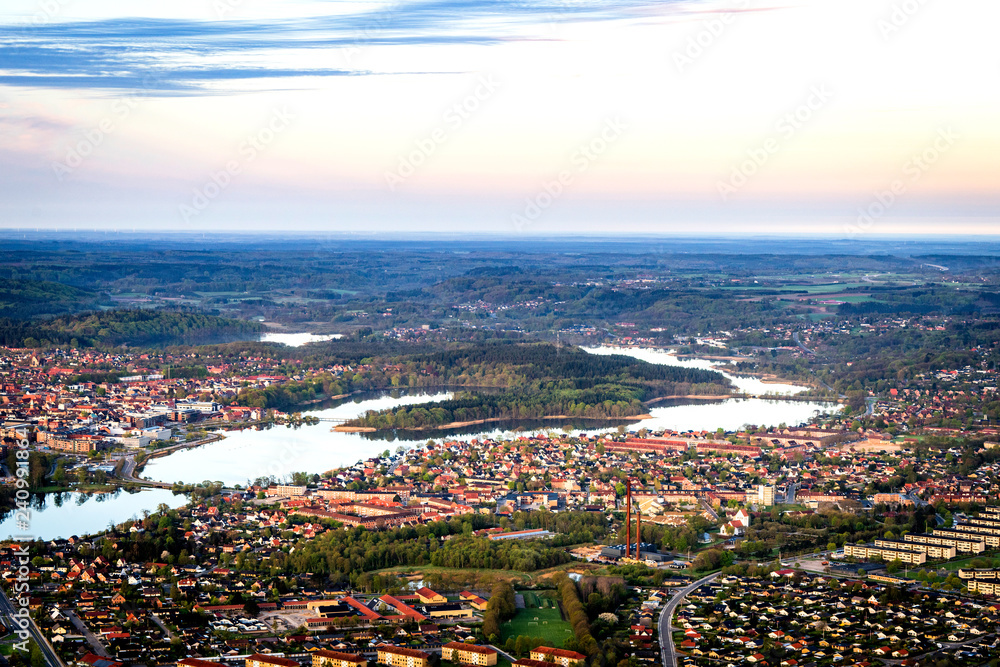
<box><xmin>556</xmin><ymin>573</ymin><xmax>600</xmax><ymax>663</ymax></box>
<box><xmin>481</xmin><ymin>581</ymin><xmax>516</xmax><ymax>640</ymax></box>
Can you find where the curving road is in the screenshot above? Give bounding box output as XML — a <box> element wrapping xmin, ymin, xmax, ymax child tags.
<box><xmin>658</xmin><ymin>572</ymin><xmax>720</xmax><ymax>667</ymax></box>
<box><xmin>865</xmin><ymin>396</ymin><xmax>877</xmax><ymax>416</ymax></box>
<box><xmin>792</xmin><ymin>332</ymin><xmax>814</xmax><ymax>356</ymax></box>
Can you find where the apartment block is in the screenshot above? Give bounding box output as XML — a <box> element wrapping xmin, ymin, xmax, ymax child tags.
<box><xmin>441</xmin><ymin>643</ymin><xmax>498</xmax><ymax>667</ymax></box>
<box><xmin>843</xmin><ymin>544</ymin><xmax>926</xmax><ymax>565</ymax></box>
<box><xmin>377</xmin><ymin>645</ymin><xmax>430</xmax><ymax>667</ymax></box>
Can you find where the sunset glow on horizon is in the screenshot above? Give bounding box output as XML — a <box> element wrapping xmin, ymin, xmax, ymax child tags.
<box><xmin>1</xmin><ymin>0</ymin><xmax>997</xmax><ymax>235</ymax></box>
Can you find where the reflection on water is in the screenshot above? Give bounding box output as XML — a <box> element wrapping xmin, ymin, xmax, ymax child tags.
<box><xmin>261</xmin><ymin>332</ymin><xmax>343</xmax><ymax>346</ymax></box>
<box><xmin>5</xmin><ymin>352</ymin><xmax>840</xmax><ymax>540</ymax></box>
<box><xmin>580</xmin><ymin>346</ymin><xmax>838</xmax><ymax>430</ymax></box>
<box><xmin>639</xmin><ymin>396</ymin><xmax>836</xmax><ymax>432</ymax></box>
<box><xmin>581</xmin><ymin>346</ymin><xmax>809</xmax><ymax>395</ymax></box>
<box><xmin>0</xmin><ymin>487</ymin><xmax>188</xmax><ymax>541</ymax></box>
<box><xmin>142</xmin><ymin>389</ymin><xmax>457</xmax><ymax>487</ymax></box>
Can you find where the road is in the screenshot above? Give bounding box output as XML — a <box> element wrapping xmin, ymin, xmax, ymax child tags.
<box><xmin>815</xmin><ymin>375</ymin><xmax>847</xmax><ymax>399</ymax></box>
<box><xmin>792</xmin><ymin>331</ymin><xmax>814</xmax><ymax>356</ymax></box>
<box><xmin>64</xmin><ymin>609</ymin><xmax>110</xmax><ymax>657</ymax></box>
<box><xmin>151</xmin><ymin>612</ymin><xmax>175</xmax><ymax>640</ymax></box>
<box><xmin>116</xmin><ymin>454</ymin><xmax>174</xmax><ymax>489</ymax></box>
<box><xmin>658</xmin><ymin>572</ymin><xmax>720</xmax><ymax>667</ymax></box>
<box><xmin>115</xmin><ymin>433</ymin><xmax>227</xmax><ymax>488</ymax></box>
<box><xmin>865</xmin><ymin>396</ymin><xmax>877</xmax><ymax>416</ymax></box>
<box><xmin>905</xmin><ymin>487</ymin><xmax>930</xmax><ymax>508</ymax></box>
<box><xmin>698</xmin><ymin>498</ymin><xmax>719</xmax><ymax>522</ymax></box>
<box><xmin>489</xmin><ymin>645</ymin><xmax>518</xmax><ymax>663</ymax></box>
<box><xmin>0</xmin><ymin>586</ymin><xmax>65</xmax><ymax>667</ymax></box>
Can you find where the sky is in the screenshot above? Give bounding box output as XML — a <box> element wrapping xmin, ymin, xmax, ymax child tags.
<box><xmin>0</xmin><ymin>0</ymin><xmax>997</xmax><ymax>236</ymax></box>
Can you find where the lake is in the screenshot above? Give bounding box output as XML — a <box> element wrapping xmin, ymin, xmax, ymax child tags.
<box><xmin>0</xmin><ymin>487</ymin><xmax>188</xmax><ymax>541</ymax></box>
<box><xmin>143</xmin><ymin>349</ymin><xmax>838</xmax><ymax>486</ymax></box>
<box><xmin>141</xmin><ymin>391</ymin><xmax>455</xmax><ymax>487</ymax></box>
<box><xmin>4</xmin><ymin>348</ymin><xmax>838</xmax><ymax>539</ymax></box>
<box><xmin>260</xmin><ymin>332</ymin><xmax>343</xmax><ymax>346</ymax></box>
<box><xmin>581</xmin><ymin>345</ymin><xmax>837</xmax><ymax>431</ymax></box>
<box><xmin>581</xmin><ymin>345</ymin><xmax>808</xmax><ymax>395</ymax></box>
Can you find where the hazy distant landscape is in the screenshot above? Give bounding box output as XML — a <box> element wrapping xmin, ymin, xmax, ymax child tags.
<box><xmin>3</xmin><ymin>0</ymin><xmax>999</xmax><ymax>663</ymax></box>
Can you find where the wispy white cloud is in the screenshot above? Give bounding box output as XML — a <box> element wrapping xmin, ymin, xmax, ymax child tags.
<box><xmin>0</xmin><ymin>0</ymin><xmax>691</xmax><ymax>92</ymax></box>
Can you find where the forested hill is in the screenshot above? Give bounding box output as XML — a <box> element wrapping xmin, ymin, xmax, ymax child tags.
<box><xmin>0</xmin><ymin>309</ymin><xmax>264</xmax><ymax>348</ymax></box>
<box><xmin>0</xmin><ymin>278</ymin><xmax>105</xmax><ymax>318</ymax></box>
<box><xmin>412</xmin><ymin>343</ymin><xmax>725</xmax><ymax>387</ymax></box>
<box><xmin>347</xmin><ymin>342</ymin><xmax>733</xmax><ymax>429</ymax></box>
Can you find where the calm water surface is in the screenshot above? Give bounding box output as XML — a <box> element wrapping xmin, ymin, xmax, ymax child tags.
<box><xmin>260</xmin><ymin>332</ymin><xmax>343</xmax><ymax>346</ymax></box>
<box><xmin>142</xmin><ymin>391</ymin><xmax>455</xmax><ymax>486</ymax></box>
<box><xmin>0</xmin><ymin>488</ymin><xmax>187</xmax><ymax>541</ymax></box>
<box><xmin>6</xmin><ymin>348</ymin><xmax>838</xmax><ymax>539</ymax></box>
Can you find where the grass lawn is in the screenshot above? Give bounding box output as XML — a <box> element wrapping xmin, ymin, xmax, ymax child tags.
<box><xmin>894</xmin><ymin>553</ymin><xmax>1000</xmax><ymax>579</ymax></box>
<box><xmin>501</xmin><ymin>604</ymin><xmax>572</xmax><ymax>644</ymax></box>
<box><xmin>718</xmin><ymin>282</ymin><xmax>871</xmax><ymax>294</ymax></box>
<box><xmin>32</xmin><ymin>485</ymin><xmax>72</xmax><ymax>493</ymax></box>
<box><xmin>520</xmin><ymin>591</ymin><xmax>558</xmax><ymax>609</ymax></box>
<box><xmin>930</xmin><ymin>553</ymin><xmax>1000</xmax><ymax>572</ymax></box>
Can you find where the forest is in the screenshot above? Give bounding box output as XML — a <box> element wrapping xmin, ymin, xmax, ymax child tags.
<box><xmin>225</xmin><ymin>510</ymin><xmax>610</xmax><ymax>585</ymax></box>
<box><xmin>3</xmin><ymin>235</ymin><xmax>998</xmax><ymax>340</ymax></box>
<box><xmin>18</xmin><ymin>502</ymin><xmax>597</xmax><ymax>591</ymax></box>
<box><xmin>344</xmin><ymin>342</ymin><xmax>732</xmax><ymax>428</ymax></box>
<box><xmin>0</xmin><ymin>309</ymin><xmax>263</xmax><ymax>348</ymax></box>
<box><xmin>0</xmin><ymin>277</ymin><xmax>105</xmax><ymax>318</ymax></box>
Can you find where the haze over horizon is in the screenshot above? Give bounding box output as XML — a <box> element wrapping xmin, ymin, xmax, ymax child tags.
<box><xmin>1</xmin><ymin>0</ymin><xmax>997</xmax><ymax>235</ymax></box>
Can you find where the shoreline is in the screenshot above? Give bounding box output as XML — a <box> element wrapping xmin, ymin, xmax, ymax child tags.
<box><xmin>596</xmin><ymin>344</ymin><xmax>824</xmax><ymax>391</ymax></box>
<box><xmin>300</xmin><ymin>390</ymin><xmax>359</xmax><ymax>405</ymax></box>
<box><xmin>645</xmin><ymin>394</ymin><xmax>734</xmax><ymax>404</ymax></box>
<box><xmin>333</xmin><ymin>412</ymin><xmax>656</xmax><ymax>433</ymax></box>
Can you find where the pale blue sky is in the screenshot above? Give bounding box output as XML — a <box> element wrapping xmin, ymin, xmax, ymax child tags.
<box><xmin>0</xmin><ymin>0</ymin><xmax>997</xmax><ymax>235</ymax></box>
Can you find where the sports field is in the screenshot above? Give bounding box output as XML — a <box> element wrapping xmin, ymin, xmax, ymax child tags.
<box><xmin>501</xmin><ymin>591</ymin><xmax>573</xmax><ymax>644</ymax></box>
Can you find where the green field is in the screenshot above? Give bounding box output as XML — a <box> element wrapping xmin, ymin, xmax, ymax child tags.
<box><xmin>501</xmin><ymin>592</ymin><xmax>573</xmax><ymax>644</ymax></box>
<box><xmin>718</xmin><ymin>282</ymin><xmax>871</xmax><ymax>294</ymax></box>
<box><xmin>520</xmin><ymin>591</ymin><xmax>557</xmax><ymax>609</ymax></box>
<box><xmin>816</xmin><ymin>295</ymin><xmax>877</xmax><ymax>303</ymax></box>
<box><xmin>897</xmin><ymin>553</ymin><xmax>1000</xmax><ymax>579</ymax></box>
<box><xmin>932</xmin><ymin>554</ymin><xmax>1000</xmax><ymax>572</ymax></box>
